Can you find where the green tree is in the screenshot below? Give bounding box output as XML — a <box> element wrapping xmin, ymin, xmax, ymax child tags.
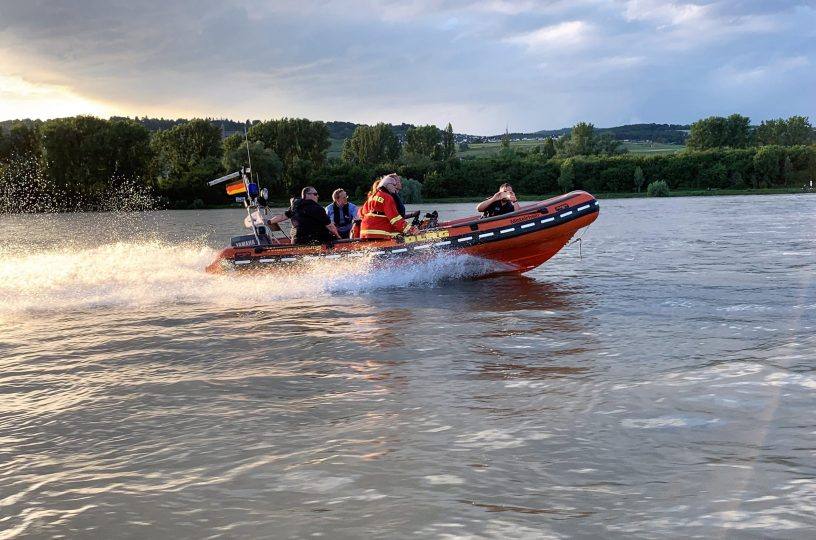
<box><xmin>558</xmin><ymin>158</ymin><xmax>575</xmax><ymax>192</ymax></box>
<box><xmin>222</xmin><ymin>133</ymin><xmax>243</xmax><ymax>156</ymax></box>
<box><xmin>405</xmin><ymin>125</ymin><xmax>442</xmax><ymax>159</ymax></box>
<box><xmin>569</xmin><ymin>122</ymin><xmax>595</xmax><ymax>155</ymax></box>
<box><xmin>151</xmin><ymin>118</ymin><xmax>223</xmax><ymax>205</ymax></box>
<box><xmin>687</xmin><ymin>114</ymin><xmax>751</xmax><ymax>150</ymax></box>
<box><xmin>541</xmin><ymin>137</ymin><xmax>556</xmax><ymax>159</ymax></box>
<box><xmin>595</xmin><ymin>133</ymin><xmax>626</xmax><ymax>155</ymax></box>
<box><xmin>248</xmin><ymin>118</ymin><xmax>330</xmax><ymax>189</ymax></box>
<box><xmin>555</xmin><ymin>122</ymin><xmax>625</xmax><ymax>157</ymax></box>
<box><xmin>633</xmin><ymin>166</ymin><xmax>645</xmax><ymax>193</ymax></box>
<box><xmin>222</xmin><ymin>139</ymin><xmax>283</xmax><ymax>191</ymax></box>
<box><xmin>501</xmin><ymin>129</ymin><xmax>510</xmax><ymax>150</ymax></box>
<box><xmin>752</xmin><ymin>145</ymin><xmax>785</xmax><ymax>187</ymax></box>
<box><xmin>783</xmin><ymin>155</ymin><xmax>794</xmax><ymax>186</ymax></box>
<box><xmin>40</xmin><ymin>116</ymin><xmax>152</xmax><ymax>205</ymax></box>
<box><xmin>755</xmin><ymin>118</ymin><xmax>786</xmax><ymax>146</ymax></box>
<box><xmin>441</xmin><ymin>123</ymin><xmax>456</xmax><ymax>160</ymax></box>
<box><xmin>783</xmin><ymin>116</ymin><xmax>814</xmax><ymax>145</ymax></box>
<box><xmin>0</xmin><ymin>122</ymin><xmax>41</xmax><ymax>161</ymax></box>
<box><xmin>726</xmin><ymin>113</ymin><xmax>752</xmax><ymax>148</ymax></box>
<box><xmin>756</xmin><ymin>116</ymin><xmax>814</xmax><ymax>146</ymax></box>
<box><xmin>646</xmin><ymin>180</ymin><xmax>670</xmax><ymax>197</ymax></box>
<box><xmin>341</xmin><ymin>123</ymin><xmax>400</xmax><ymax>166</ymax></box>
<box><xmin>400</xmin><ymin>177</ymin><xmax>423</xmax><ymax>203</ymax></box>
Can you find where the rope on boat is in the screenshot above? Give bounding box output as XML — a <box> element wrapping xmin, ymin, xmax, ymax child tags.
<box><xmin>568</xmin><ymin>222</ymin><xmax>593</xmax><ymax>259</ymax></box>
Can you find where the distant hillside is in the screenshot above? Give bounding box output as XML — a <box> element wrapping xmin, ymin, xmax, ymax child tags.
<box><xmin>3</xmin><ymin>116</ymin><xmax>689</xmax><ymax>145</ymax></box>
<box><xmin>483</xmin><ymin>123</ymin><xmax>690</xmax><ymax>145</ymax></box>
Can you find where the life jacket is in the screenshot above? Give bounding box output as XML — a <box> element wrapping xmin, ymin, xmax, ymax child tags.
<box><xmin>482</xmin><ymin>199</ymin><xmax>516</xmax><ymax>218</ymax></box>
<box><xmin>330</xmin><ymin>202</ymin><xmax>353</xmax><ymax>238</ymax></box>
<box><xmin>392</xmin><ymin>192</ymin><xmax>406</xmax><ymax>218</ymax></box>
<box><xmin>359</xmin><ymin>188</ymin><xmax>410</xmax><ymax>239</ymax></box>
<box><xmin>330</xmin><ymin>203</ymin><xmax>351</xmax><ymax>226</ymax></box>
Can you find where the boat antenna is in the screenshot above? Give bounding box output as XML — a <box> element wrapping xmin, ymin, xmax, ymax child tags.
<box><xmin>244</xmin><ymin>126</ymin><xmax>254</xmax><ymax>181</ymax></box>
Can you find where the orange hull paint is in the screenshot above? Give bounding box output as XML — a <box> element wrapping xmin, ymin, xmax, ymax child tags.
<box><xmin>206</xmin><ymin>191</ymin><xmax>599</xmax><ymax>275</ymax></box>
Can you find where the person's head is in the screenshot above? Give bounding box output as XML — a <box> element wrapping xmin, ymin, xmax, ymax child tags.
<box><xmin>332</xmin><ymin>188</ymin><xmax>348</xmax><ymax>205</ymax></box>
<box><xmin>499</xmin><ymin>182</ymin><xmax>514</xmax><ymax>198</ymax></box>
<box><xmin>391</xmin><ymin>174</ymin><xmax>403</xmax><ymax>191</ymax></box>
<box><xmin>380</xmin><ymin>173</ymin><xmax>402</xmax><ymax>191</ymax></box>
<box><xmin>378</xmin><ymin>174</ymin><xmax>400</xmax><ymax>194</ymax></box>
<box><xmin>301</xmin><ymin>186</ymin><xmax>319</xmax><ymax>202</ymax></box>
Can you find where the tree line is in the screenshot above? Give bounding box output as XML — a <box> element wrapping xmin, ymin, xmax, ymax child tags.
<box><xmin>1</xmin><ymin>113</ymin><xmax>813</xmax><ymax>211</ymax></box>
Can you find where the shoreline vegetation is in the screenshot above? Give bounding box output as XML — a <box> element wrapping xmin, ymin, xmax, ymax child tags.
<box><xmin>184</xmin><ymin>187</ymin><xmax>812</xmax><ymax>211</ymax></box>
<box><xmin>1</xmin><ymin>114</ymin><xmax>814</xmax><ymax>213</ymax></box>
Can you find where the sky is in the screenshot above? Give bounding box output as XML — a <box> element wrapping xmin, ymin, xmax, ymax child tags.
<box><xmin>0</xmin><ymin>0</ymin><xmax>814</xmax><ymax>134</ymax></box>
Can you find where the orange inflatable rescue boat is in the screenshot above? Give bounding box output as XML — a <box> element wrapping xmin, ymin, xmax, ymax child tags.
<box><xmin>205</xmin><ymin>169</ymin><xmax>599</xmax><ymax>275</ymax></box>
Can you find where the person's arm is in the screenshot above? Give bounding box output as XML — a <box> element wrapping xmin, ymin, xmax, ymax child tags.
<box><xmin>476</xmin><ymin>193</ymin><xmax>501</xmax><ymax>213</ymax></box>
<box><xmin>266</xmin><ymin>213</ymin><xmax>288</xmax><ymax>225</ymax></box>
<box><xmin>383</xmin><ymin>193</ymin><xmax>415</xmax><ymax>235</ymax></box>
<box><xmin>309</xmin><ymin>203</ymin><xmax>340</xmax><ymax>238</ymax></box>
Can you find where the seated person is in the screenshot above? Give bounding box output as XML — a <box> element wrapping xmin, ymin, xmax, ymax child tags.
<box><xmin>268</xmin><ymin>187</ymin><xmax>339</xmax><ymax>245</ymax></box>
<box><xmin>388</xmin><ymin>173</ymin><xmax>420</xmax><ymax>220</ymax></box>
<box><xmin>476</xmin><ymin>183</ymin><xmax>520</xmax><ymax>217</ymax></box>
<box><xmin>359</xmin><ymin>176</ymin><xmax>420</xmax><ymax>239</ymax></box>
<box><xmin>325</xmin><ymin>188</ymin><xmax>358</xmax><ymax>239</ymax></box>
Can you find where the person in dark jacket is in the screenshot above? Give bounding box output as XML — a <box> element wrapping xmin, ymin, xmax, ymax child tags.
<box><xmin>476</xmin><ymin>183</ymin><xmax>520</xmax><ymax>217</ymax></box>
<box><xmin>267</xmin><ymin>187</ymin><xmax>339</xmax><ymax>245</ymax></box>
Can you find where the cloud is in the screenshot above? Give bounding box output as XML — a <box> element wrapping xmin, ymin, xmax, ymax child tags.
<box><xmin>714</xmin><ymin>55</ymin><xmax>811</xmax><ymax>86</ymax></box>
<box><xmin>623</xmin><ymin>0</ymin><xmax>708</xmax><ymax>26</ymax></box>
<box><xmin>0</xmin><ymin>0</ymin><xmax>813</xmax><ymax>133</ymax></box>
<box><xmin>505</xmin><ymin>20</ymin><xmax>592</xmax><ymax>49</ymax></box>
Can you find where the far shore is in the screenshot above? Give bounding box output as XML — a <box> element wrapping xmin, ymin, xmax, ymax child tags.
<box><xmin>186</xmin><ymin>187</ymin><xmax>812</xmax><ymax>210</ymax></box>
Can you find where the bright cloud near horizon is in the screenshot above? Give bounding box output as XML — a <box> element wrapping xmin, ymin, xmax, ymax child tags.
<box><xmin>0</xmin><ymin>0</ymin><xmax>813</xmax><ymax>134</ymax></box>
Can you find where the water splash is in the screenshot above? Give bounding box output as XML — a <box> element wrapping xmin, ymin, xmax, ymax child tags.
<box><xmin>0</xmin><ymin>156</ymin><xmax>158</xmax><ymax>214</ymax></box>
<box><xmin>0</xmin><ymin>240</ymin><xmax>503</xmax><ymax>317</ymax></box>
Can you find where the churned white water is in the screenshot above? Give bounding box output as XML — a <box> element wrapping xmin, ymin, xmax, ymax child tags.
<box><xmin>0</xmin><ymin>239</ymin><xmax>503</xmax><ymax>317</ymax></box>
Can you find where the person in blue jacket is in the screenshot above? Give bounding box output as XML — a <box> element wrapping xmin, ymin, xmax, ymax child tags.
<box><xmin>325</xmin><ymin>188</ymin><xmax>358</xmax><ymax>239</ymax></box>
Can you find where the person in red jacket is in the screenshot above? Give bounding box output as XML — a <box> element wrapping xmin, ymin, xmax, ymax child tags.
<box><xmin>359</xmin><ymin>175</ymin><xmax>420</xmax><ymax>239</ymax></box>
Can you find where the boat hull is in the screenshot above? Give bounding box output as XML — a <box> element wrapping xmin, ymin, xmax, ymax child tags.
<box><xmin>206</xmin><ymin>191</ymin><xmax>599</xmax><ymax>275</ymax></box>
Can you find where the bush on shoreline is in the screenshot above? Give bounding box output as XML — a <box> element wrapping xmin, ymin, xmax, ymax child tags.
<box><xmin>646</xmin><ymin>180</ymin><xmax>670</xmax><ymax>197</ymax></box>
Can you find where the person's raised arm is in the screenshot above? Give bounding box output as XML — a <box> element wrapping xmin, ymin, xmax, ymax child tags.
<box><xmin>476</xmin><ymin>192</ymin><xmax>501</xmax><ymax>213</ymax></box>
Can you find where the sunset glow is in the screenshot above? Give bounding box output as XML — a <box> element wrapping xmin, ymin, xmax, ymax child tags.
<box><xmin>0</xmin><ymin>74</ymin><xmax>117</xmax><ymax>120</ymax></box>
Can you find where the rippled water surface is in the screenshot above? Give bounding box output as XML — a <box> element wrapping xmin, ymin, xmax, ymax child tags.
<box><xmin>1</xmin><ymin>195</ymin><xmax>815</xmax><ymax>539</ymax></box>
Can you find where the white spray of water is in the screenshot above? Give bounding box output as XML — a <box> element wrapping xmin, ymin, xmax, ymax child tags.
<box><xmin>0</xmin><ymin>240</ymin><xmax>503</xmax><ymax>316</ymax></box>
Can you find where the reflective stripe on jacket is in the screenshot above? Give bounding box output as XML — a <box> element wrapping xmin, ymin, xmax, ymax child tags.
<box><xmin>359</xmin><ymin>189</ymin><xmax>410</xmax><ymax>239</ymax></box>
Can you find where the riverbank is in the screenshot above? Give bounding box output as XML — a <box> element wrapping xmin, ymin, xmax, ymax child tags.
<box><xmin>361</xmin><ymin>187</ymin><xmax>810</xmax><ymax>206</ymax></box>
<box><xmin>418</xmin><ymin>187</ymin><xmax>810</xmax><ymax>205</ymax></box>
<box><xmin>158</xmin><ymin>187</ymin><xmax>813</xmax><ymax>210</ymax></box>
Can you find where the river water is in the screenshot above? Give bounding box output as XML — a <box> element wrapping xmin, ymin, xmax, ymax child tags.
<box><xmin>1</xmin><ymin>195</ymin><xmax>814</xmax><ymax>539</ymax></box>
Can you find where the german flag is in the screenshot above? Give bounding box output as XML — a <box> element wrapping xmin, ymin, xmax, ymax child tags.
<box><xmin>226</xmin><ymin>181</ymin><xmax>246</xmax><ymax>196</ymax></box>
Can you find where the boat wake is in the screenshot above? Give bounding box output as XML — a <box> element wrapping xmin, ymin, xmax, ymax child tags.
<box><xmin>0</xmin><ymin>240</ymin><xmax>504</xmax><ymax>316</ymax></box>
